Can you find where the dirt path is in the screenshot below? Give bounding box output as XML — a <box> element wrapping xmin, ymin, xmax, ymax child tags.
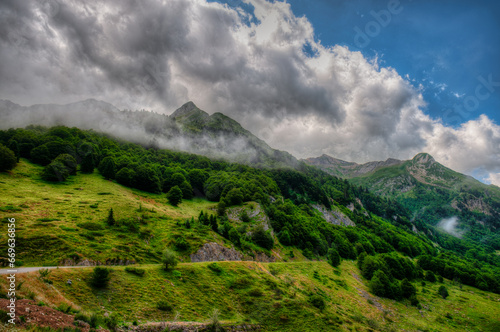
<box><xmin>0</xmin><ymin>266</ymin><xmax>90</xmax><ymax>275</ymax></box>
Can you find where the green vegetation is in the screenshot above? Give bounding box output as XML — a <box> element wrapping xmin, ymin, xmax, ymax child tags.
<box><xmin>0</xmin><ymin>125</ymin><xmax>499</xmax><ymax>330</ymax></box>
<box><xmin>0</xmin><ymin>143</ymin><xmax>17</xmax><ymax>171</ymax></box>
<box><xmin>90</xmin><ymin>267</ymin><xmax>111</xmax><ymax>288</ymax></box>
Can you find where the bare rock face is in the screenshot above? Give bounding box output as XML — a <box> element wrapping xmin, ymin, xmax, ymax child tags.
<box><xmin>313</xmin><ymin>204</ymin><xmax>355</xmax><ymax>227</ymax></box>
<box><xmin>190</xmin><ymin>242</ymin><xmax>242</xmax><ymax>262</ymax></box>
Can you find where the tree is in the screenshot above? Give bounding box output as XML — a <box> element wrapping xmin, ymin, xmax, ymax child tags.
<box><xmin>225</xmin><ymin>188</ymin><xmax>244</xmax><ymax>206</ymax></box>
<box><xmin>98</xmin><ymin>156</ymin><xmax>116</xmax><ymax>179</ymax></box>
<box><xmin>30</xmin><ymin>144</ymin><xmax>52</xmax><ymax>165</ymax></box>
<box><xmin>425</xmin><ymin>271</ymin><xmax>436</xmax><ymax>283</ymax></box>
<box><xmin>41</xmin><ymin>161</ymin><xmax>69</xmax><ymax>182</ymax></box>
<box><xmin>328</xmin><ymin>248</ymin><xmax>341</xmax><ymax>267</ymax></box>
<box><xmin>80</xmin><ymin>154</ymin><xmax>95</xmax><ymax>174</ymax></box>
<box><xmin>401</xmin><ymin>278</ymin><xmax>416</xmax><ymax>298</ymax></box>
<box><xmin>438</xmin><ymin>285</ymin><xmax>449</xmax><ymax>299</ymax></box>
<box><xmin>167</xmin><ymin>185</ymin><xmax>183</xmax><ymax>206</ymax></box>
<box><xmin>7</xmin><ymin>140</ymin><xmax>20</xmax><ymax>162</ymax></box>
<box><xmin>0</xmin><ymin>144</ymin><xmax>17</xmax><ymax>172</ymax></box>
<box><xmin>370</xmin><ymin>269</ymin><xmax>393</xmax><ymax>298</ymax></box>
<box><xmin>252</xmin><ymin>225</ymin><xmax>274</xmax><ymax>250</ymax></box>
<box><xmin>162</xmin><ymin>248</ymin><xmax>178</xmax><ymax>270</ymax></box>
<box><xmin>54</xmin><ymin>154</ymin><xmax>78</xmax><ymax>175</ymax></box>
<box><xmin>106</xmin><ymin>208</ymin><xmax>116</xmax><ymax>226</ymax></box>
<box><xmin>90</xmin><ymin>267</ymin><xmax>110</xmax><ymax>288</ymax></box>
<box><xmin>180</xmin><ymin>180</ymin><xmax>193</xmax><ymax>199</ymax></box>
<box><xmin>278</xmin><ymin>229</ymin><xmax>292</xmax><ymax>246</ymax></box>
<box><xmin>116</xmin><ymin>167</ymin><xmax>135</xmax><ymax>187</ymax></box>
<box><xmin>228</xmin><ymin>228</ymin><xmax>241</xmax><ymax>246</ymax></box>
<box><xmin>210</xmin><ymin>215</ymin><xmax>218</xmax><ymax>232</ymax></box>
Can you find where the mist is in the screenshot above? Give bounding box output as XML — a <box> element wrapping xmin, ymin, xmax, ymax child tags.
<box><xmin>437</xmin><ymin>216</ymin><xmax>464</xmax><ymax>238</ymax></box>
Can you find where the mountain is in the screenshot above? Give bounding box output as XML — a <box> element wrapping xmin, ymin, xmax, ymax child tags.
<box><xmin>305</xmin><ymin>154</ymin><xmax>403</xmax><ymax>178</ymax></box>
<box><xmin>307</xmin><ymin>152</ymin><xmax>500</xmax><ymax>246</ymax></box>
<box><xmin>0</xmin><ymin>99</ymin><xmax>297</xmax><ymax>167</ymax></box>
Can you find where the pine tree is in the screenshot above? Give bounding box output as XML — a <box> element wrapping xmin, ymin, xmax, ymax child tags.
<box><xmin>107</xmin><ymin>208</ymin><xmax>116</xmax><ymax>226</ymax></box>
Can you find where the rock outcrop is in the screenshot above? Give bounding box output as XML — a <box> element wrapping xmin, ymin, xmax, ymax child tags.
<box><xmin>190</xmin><ymin>242</ymin><xmax>242</xmax><ymax>262</ymax></box>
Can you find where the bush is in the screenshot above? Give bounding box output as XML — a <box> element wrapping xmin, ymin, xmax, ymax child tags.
<box><xmin>106</xmin><ymin>208</ymin><xmax>116</xmax><ymax>226</ymax></box>
<box><xmin>438</xmin><ymin>285</ymin><xmax>449</xmax><ymax>299</ymax></box>
<box><xmin>252</xmin><ymin>225</ymin><xmax>274</xmax><ymax>250</ymax></box>
<box><xmin>90</xmin><ymin>267</ymin><xmax>110</xmax><ymax>288</ymax></box>
<box><xmin>401</xmin><ymin>278</ymin><xmax>416</xmax><ymax>299</ymax></box>
<box><xmin>125</xmin><ymin>267</ymin><xmax>145</xmax><ymax>276</ymax></box>
<box><xmin>208</xmin><ymin>262</ymin><xmax>224</xmax><ymax>274</ymax></box>
<box><xmin>54</xmin><ymin>154</ymin><xmax>77</xmax><ymax>175</ymax></box>
<box><xmin>0</xmin><ymin>144</ymin><xmax>17</xmax><ymax>172</ymax></box>
<box><xmin>162</xmin><ymin>248</ymin><xmax>178</xmax><ymax>270</ymax></box>
<box><xmin>328</xmin><ymin>248</ymin><xmax>341</xmax><ymax>267</ymax></box>
<box><xmin>425</xmin><ymin>271</ymin><xmax>436</xmax><ymax>283</ymax></box>
<box><xmin>175</xmin><ymin>236</ymin><xmax>190</xmax><ymax>251</ymax></box>
<box><xmin>104</xmin><ymin>313</ymin><xmax>120</xmax><ymax>331</ymax></box>
<box><xmin>240</xmin><ymin>210</ymin><xmax>251</xmax><ymax>222</ymax></box>
<box><xmin>167</xmin><ymin>186</ymin><xmax>183</xmax><ymax>206</ymax></box>
<box><xmin>98</xmin><ymin>156</ymin><xmax>116</xmax><ymax>179</ymax></box>
<box><xmin>41</xmin><ymin>161</ymin><xmax>70</xmax><ymax>182</ymax></box>
<box><xmin>225</xmin><ymin>188</ymin><xmax>244</xmax><ymax>206</ymax></box>
<box><xmin>157</xmin><ymin>300</ymin><xmax>173</xmax><ymax>311</ymax></box>
<box><xmin>309</xmin><ymin>295</ymin><xmax>326</xmax><ymax>310</ymax></box>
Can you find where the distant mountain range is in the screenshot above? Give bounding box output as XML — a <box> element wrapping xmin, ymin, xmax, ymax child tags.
<box><xmin>306</xmin><ymin>152</ymin><xmax>500</xmax><ymax>242</ymax></box>
<box><xmin>0</xmin><ymin>99</ymin><xmax>297</xmax><ymax>167</ymax></box>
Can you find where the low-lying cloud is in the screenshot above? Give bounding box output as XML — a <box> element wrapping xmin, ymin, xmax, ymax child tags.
<box><xmin>437</xmin><ymin>216</ymin><xmax>464</xmax><ymax>238</ymax></box>
<box><xmin>0</xmin><ymin>0</ymin><xmax>499</xmax><ymax>184</ymax></box>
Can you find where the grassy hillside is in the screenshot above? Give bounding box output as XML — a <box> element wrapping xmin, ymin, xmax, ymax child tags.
<box><xmin>0</xmin><ymin>159</ymin><xmax>229</xmax><ymax>266</ymax></box>
<box><xmin>1</xmin><ymin>261</ymin><xmax>499</xmax><ymax>331</ymax></box>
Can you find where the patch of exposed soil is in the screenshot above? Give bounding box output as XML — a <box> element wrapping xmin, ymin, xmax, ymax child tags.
<box><xmin>0</xmin><ymin>299</ymin><xmax>89</xmax><ymax>331</ymax></box>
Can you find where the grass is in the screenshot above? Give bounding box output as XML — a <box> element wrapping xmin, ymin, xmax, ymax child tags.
<box><xmin>0</xmin><ymin>261</ymin><xmax>498</xmax><ymax>331</ymax></box>
<box><xmin>0</xmin><ymin>160</ymin><xmax>222</xmax><ymax>266</ymax></box>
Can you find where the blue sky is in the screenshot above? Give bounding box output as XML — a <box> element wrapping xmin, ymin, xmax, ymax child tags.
<box><xmin>214</xmin><ymin>0</ymin><xmax>500</xmax><ymax>127</ymax></box>
<box><xmin>286</xmin><ymin>0</ymin><xmax>500</xmax><ymax>127</ymax></box>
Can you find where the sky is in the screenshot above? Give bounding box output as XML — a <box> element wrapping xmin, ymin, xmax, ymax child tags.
<box><xmin>0</xmin><ymin>0</ymin><xmax>499</xmax><ymax>185</ymax></box>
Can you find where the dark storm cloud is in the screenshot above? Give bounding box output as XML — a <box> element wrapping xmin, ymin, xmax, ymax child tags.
<box><xmin>0</xmin><ymin>0</ymin><xmax>499</xmax><ymax>184</ymax></box>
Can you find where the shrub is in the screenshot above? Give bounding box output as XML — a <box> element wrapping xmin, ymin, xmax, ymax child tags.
<box><xmin>240</xmin><ymin>210</ymin><xmax>251</xmax><ymax>222</ymax></box>
<box><xmin>77</xmin><ymin>222</ymin><xmax>105</xmax><ymax>231</ymax></box>
<box><xmin>162</xmin><ymin>248</ymin><xmax>178</xmax><ymax>270</ymax></box>
<box><xmin>157</xmin><ymin>300</ymin><xmax>173</xmax><ymax>311</ymax></box>
<box><xmin>98</xmin><ymin>156</ymin><xmax>116</xmax><ymax>179</ymax></box>
<box><xmin>225</xmin><ymin>188</ymin><xmax>244</xmax><ymax>206</ymax></box>
<box><xmin>425</xmin><ymin>271</ymin><xmax>436</xmax><ymax>283</ymax></box>
<box><xmin>167</xmin><ymin>186</ymin><xmax>183</xmax><ymax>207</ymax></box>
<box><xmin>309</xmin><ymin>295</ymin><xmax>326</xmax><ymax>310</ymax></box>
<box><xmin>252</xmin><ymin>225</ymin><xmax>274</xmax><ymax>250</ymax></box>
<box><xmin>328</xmin><ymin>248</ymin><xmax>341</xmax><ymax>267</ymax></box>
<box><xmin>401</xmin><ymin>278</ymin><xmax>416</xmax><ymax>299</ymax></box>
<box><xmin>42</xmin><ymin>161</ymin><xmax>70</xmax><ymax>182</ymax></box>
<box><xmin>175</xmin><ymin>236</ymin><xmax>190</xmax><ymax>251</ymax></box>
<box><xmin>438</xmin><ymin>285</ymin><xmax>449</xmax><ymax>299</ymax></box>
<box><xmin>125</xmin><ymin>267</ymin><xmax>145</xmax><ymax>276</ymax></box>
<box><xmin>208</xmin><ymin>262</ymin><xmax>223</xmax><ymax>274</ymax></box>
<box><xmin>90</xmin><ymin>267</ymin><xmax>110</xmax><ymax>288</ymax></box>
<box><xmin>104</xmin><ymin>313</ymin><xmax>120</xmax><ymax>331</ymax></box>
<box><xmin>54</xmin><ymin>154</ymin><xmax>78</xmax><ymax>175</ymax></box>
<box><xmin>172</xmin><ymin>270</ymin><xmax>182</xmax><ymax>279</ymax></box>
<box><xmin>0</xmin><ymin>144</ymin><xmax>17</xmax><ymax>171</ymax></box>
<box><xmin>106</xmin><ymin>208</ymin><xmax>116</xmax><ymax>226</ymax></box>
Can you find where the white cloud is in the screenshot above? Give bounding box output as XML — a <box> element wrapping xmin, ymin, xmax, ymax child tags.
<box><xmin>0</xmin><ymin>0</ymin><xmax>499</xmax><ymax>183</ymax></box>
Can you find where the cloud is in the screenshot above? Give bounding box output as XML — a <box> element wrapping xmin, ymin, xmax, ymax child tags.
<box><xmin>0</xmin><ymin>0</ymin><xmax>499</xmax><ymax>183</ymax></box>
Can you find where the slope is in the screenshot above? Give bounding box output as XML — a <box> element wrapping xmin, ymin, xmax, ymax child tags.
<box><xmin>0</xmin><ymin>99</ymin><xmax>297</xmax><ymax>167</ymax></box>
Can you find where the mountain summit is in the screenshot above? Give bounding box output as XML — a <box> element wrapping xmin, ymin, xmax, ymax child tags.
<box><xmin>0</xmin><ymin>99</ymin><xmax>296</xmax><ymax>167</ymax></box>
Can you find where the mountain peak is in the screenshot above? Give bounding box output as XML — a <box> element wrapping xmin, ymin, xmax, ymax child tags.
<box><xmin>170</xmin><ymin>101</ymin><xmax>205</xmax><ymax>119</ymax></box>
<box><xmin>412</xmin><ymin>152</ymin><xmax>435</xmax><ymax>165</ymax></box>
